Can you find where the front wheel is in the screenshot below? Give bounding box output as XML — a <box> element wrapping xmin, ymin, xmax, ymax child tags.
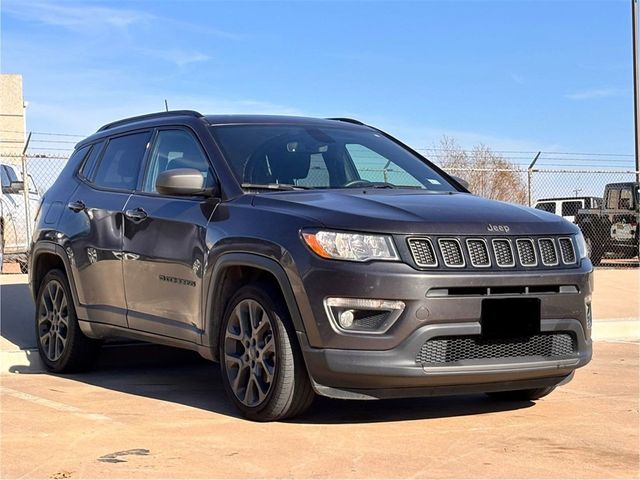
<box><xmin>219</xmin><ymin>283</ymin><xmax>314</xmax><ymax>421</ymax></box>
<box><xmin>485</xmin><ymin>386</ymin><xmax>555</xmax><ymax>401</ymax></box>
<box><xmin>35</xmin><ymin>269</ymin><xmax>101</xmax><ymax>372</ymax></box>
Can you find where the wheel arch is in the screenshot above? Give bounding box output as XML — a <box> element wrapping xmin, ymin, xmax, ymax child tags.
<box><xmin>204</xmin><ymin>253</ymin><xmax>306</xmax><ymax>362</ymax></box>
<box><xmin>30</xmin><ymin>242</ymin><xmax>79</xmax><ymax>307</ymax></box>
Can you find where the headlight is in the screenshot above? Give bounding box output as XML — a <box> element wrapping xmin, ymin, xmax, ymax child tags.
<box><xmin>302</xmin><ymin>230</ymin><xmax>399</xmax><ymax>262</ymax></box>
<box><xmin>575</xmin><ymin>231</ymin><xmax>588</xmax><ymax>259</ymax></box>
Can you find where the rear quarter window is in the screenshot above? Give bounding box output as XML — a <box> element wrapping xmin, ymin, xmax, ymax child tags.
<box><xmin>535</xmin><ymin>202</ymin><xmax>556</xmax><ymax>213</ymax></box>
<box><xmin>92</xmin><ymin>132</ymin><xmax>151</xmax><ymax>190</ymax></box>
<box><xmin>78</xmin><ymin>141</ymin><xmax>105</xmax><ymax>180</ymax></box>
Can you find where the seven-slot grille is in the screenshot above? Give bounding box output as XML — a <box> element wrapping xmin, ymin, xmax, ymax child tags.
<box><xmin>516</xmin><ymin>239</ymin><xmax>537</xmax><ymax>266</ymax></box>
<box><xmin>416</xmin><ymin>332</ymin><xmax>577</xmax><ymax>365</ymax></box>
<box><xmin>558</xmin><ymin>238</ymin><xmax>576</xmax><ymax>264</ymax></box>
<box><xmin>438</xmin><ymin>239</ymin><xmax>465</xmax><ymax>267</ymax></box>
<box><xmin>407</xmin><ymin>238</ymin><xmax>437</xmax><ymax>267</ymax></box>
<box><xmin>538</xmin><ymin>238</ymin><xmax>559</xmax><ymax>266</ymax></box>
<box><xmin>407</xmin><ymin>236</ymin><xmax>577</xmax><ymax>270</ymax></box>
<box><xmin>466</xmin><ymin>239</ymin><xmax>491</xmax><ymax>267</ymax></box>
<box><xmin>492</xmin><ymin>239</ymin><xmax>515</xmax><ymax>267</ymax></box>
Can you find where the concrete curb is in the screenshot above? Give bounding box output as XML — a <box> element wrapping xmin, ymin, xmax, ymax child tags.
<box><xmin>591</xmin><ymin>317</ymin><xmax>640</xmax><ymax>341</ymax></box>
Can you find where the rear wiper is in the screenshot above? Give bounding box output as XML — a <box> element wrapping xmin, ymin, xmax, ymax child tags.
<box><xmin>241</xmin><ymin>183</ymin><xmax>311</xmax><ymax>191</ymax></box>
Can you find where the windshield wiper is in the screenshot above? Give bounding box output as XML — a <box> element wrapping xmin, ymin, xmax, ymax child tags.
<box><xmin>241</xmin><ymin>183</ymin><xmax>311</xmax><ymax>191</ymax></box>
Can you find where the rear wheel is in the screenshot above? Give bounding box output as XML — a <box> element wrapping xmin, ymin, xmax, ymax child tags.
<box><xmin>35</xmin><ymin>269</ymin><xmax>101</xmax><ymax>372</ymax></box>
<box><xmin>219</xmin><ymin>283</ymin><xmax>314</xmax><ymax>421</ymax></box>
<box><xmin>485</xmin><ymin>386</ymin><xmax>555</xmax><ymax>401</ymax></box>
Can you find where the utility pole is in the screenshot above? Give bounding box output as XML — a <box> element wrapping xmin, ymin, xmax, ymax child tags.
<box><xmin>633</xmin><ymin>0</ymin><xmax>639</xmax><ymax>182</ymax></box>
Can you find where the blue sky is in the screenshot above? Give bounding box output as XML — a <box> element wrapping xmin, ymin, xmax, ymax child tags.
<box><xmin>1</xmin><ymin>0</ymin><xmax>636</xmax><ymax>166</ymax></box>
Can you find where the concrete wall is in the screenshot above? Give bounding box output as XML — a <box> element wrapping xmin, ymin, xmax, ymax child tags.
<box><xmin>0</xmin><ymin>74</ymin><xmax>26</xmax><ymax>165</ymax></box>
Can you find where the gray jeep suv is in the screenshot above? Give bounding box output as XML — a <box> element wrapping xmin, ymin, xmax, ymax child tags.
<box><xmin>29</xmin><ymin>111</ymin><xmax>593</xmax><ymax>421</ymax></box>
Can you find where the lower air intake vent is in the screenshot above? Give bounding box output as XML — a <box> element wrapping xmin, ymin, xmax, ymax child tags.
<box><xmin>416</xmin><ymin>333</ymin><xmax>577</xmax><ymax>365</ymax></box>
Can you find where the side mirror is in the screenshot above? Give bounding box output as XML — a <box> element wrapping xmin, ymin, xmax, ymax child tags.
<box><xmin>156</xmin><ymin>168</ymin><xmax>212</xmax><ymax>196</ymax></box>
<box><xmin>6</xmin><ymin>180</ymin><xmax>25</xmax><ymax>194</ymax></box>
<box><xmin>452</xmin><ymin>175</ymin><xmax>470</xmax><ymax>190</ymax></box>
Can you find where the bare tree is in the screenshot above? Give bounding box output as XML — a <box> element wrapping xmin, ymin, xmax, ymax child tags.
<box><xmin>429</xmin><ymin>136</ymin><xmax>527</xmax><ymax>204</ymax></box>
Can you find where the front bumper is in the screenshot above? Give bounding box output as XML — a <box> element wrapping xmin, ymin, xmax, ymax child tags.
<box><xmin>293</xmin><ymin>259</ymin><xmax>593</xmax><ymax>398</ymax></box>
<box><xmin>300</xmin><ymin>318</ymin><xmax>590</xmax><ymax>399</ymax></box>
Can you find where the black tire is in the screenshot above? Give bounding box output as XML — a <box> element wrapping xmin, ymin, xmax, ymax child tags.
<box><xmin>585</xmin><ymin>235</ymin><xmax>604</xmax><ymax>266</ymax></box>
<box><xmin>35</xmin><ymin>269</ymin><xmax>101</xmax><ymax>372</ymax></box>
<box><xmin>485</xmin><ymin>386</ymin><xmax>555</xmax><ymax>401</ymax></box>
<box><xmin>219</xmin><ymin>282</ymin><xmax>314</xmax><ymax>421</ymax></box>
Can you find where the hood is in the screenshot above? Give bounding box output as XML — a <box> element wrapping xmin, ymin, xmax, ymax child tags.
<box><xmin>251</xmin><ymin>190</ymin><xmax>578</xmax><ymax>236</ymax></box>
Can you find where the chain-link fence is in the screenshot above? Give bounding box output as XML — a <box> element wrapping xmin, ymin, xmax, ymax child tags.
<box><xmin>1</xmin><ymin>139</ymin><xmax>638</xmax><ymax>271</ymax></box>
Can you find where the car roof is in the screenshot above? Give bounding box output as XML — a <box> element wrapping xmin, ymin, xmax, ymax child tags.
<box><xmin>77</xmin><ymin>111</ymin><xmax>369</xmax><ymax>149</ymax></box>
<box><xmin>535</xmin><ymin>197</ymin><xmax>600</xmax><ymax>202</ymax></box>
<box><xmin>204</xmin><ymin>114</ymin><xmax>365</xmax><ymax>128</ymax></box>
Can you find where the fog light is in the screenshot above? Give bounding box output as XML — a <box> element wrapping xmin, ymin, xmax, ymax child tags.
<box><xmin>324</xmin><ymin>298</ymin><xmax>405</xmax><ymax>334</ymax></box>
<box><xmin>586</xmin><ymin>303</ymin><xmax>592</xmax><ymax>330</ymax></box>
<box><xmin>339</xmin><ymin>310</ymin><xmax>355</xmax><ymax>328</ymax></box>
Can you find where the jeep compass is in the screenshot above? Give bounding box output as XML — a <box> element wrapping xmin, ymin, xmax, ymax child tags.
<box><xmin>29</xmin><ymin>111</ymin><xmax>593</xmax><ymax>421</ymax></box>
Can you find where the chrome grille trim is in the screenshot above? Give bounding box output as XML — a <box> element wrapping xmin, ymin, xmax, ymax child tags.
<box><xmin>491</xmin><ymin>238</ymin><xmax>515</xmax><ymax>267</ymax></box>
<box><xmin>516</xmin><ymin>239</ymin><xmax>538</xmax><ymax>267</ymax></box>
<box><xmin>438</xmin><ymin>238</ymin><xmax>465</xmax><ymax>268</ymax></box>
<box><xmin>558</xmin><ymin>237</ymin><xmax>576</xmax><ymax>264</ymax></box>
<box><xmin>407</xmin><ymin>237</ymin><xmax>438</xmax><ymax>267</ymax></box>
<box><xmin>538</xmin><ymin>238</ymin><xmax>559</xmax><ymax>266</ymax></box>
<box><xmin>466</xmin><ymin>238</ymin><xmax>491</xmax><ymax>268</ymax></box>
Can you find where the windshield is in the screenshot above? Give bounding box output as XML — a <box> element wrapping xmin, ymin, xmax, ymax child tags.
<box><xmin>209</xmin><ymin>125</ymin><xmax>457</xmax><ymax>192</ymax></box>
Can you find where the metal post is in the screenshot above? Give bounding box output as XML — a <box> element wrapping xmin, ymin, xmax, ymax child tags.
<box><xmin>21</xmin><ymin>132</ymin><xmax>32</xmax><ymax>246</ymax></box>
<box><xmin>633</xmin><ymin>0</ymin><xmax>639</xmax><ymax>182</ymax></box>
<box><xmin>527</xmin><ymin>151</ymin><xmax>541</xmax><ymax>207</ymax></box>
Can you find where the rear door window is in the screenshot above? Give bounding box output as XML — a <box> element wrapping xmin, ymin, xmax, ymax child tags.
<box><xmin>561</xmin><ymin>201</ymin><xmax>582</xmax><ymax>217</ymax></box>
<box><xmin>93</xmin><ymin>132</ymin><xmax>151</xmax><ymax>190</ymax></box>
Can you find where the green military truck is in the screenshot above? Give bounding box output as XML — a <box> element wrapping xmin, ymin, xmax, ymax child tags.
<box><xmin>576</xmin><ymin>182</ymin><xmax>640</xmax><ymax>265</ymax></box>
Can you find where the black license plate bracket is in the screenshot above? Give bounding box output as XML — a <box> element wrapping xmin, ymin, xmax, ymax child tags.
<box><xmin>481</xmin><ymin>298</ymin><xmax>541</xmax><ymax>339</ymax></box>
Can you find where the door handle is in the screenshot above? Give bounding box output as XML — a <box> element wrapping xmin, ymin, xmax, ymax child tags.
<box><xmin>67</xmin><ymin>200</ymin><xmax>86</xmax><ymax>212</ymax></box>
<box><xmin>124</xmin><ymin>208</ymin><xmax>148</xmax><ymax>221</ymax></box>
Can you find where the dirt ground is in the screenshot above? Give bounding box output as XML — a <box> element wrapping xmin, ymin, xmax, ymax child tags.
<box><xmin>1</xmin><ymin>264</ymin><xmax>638</xmax><ymax>479</ymax></box>
<box><xmin>0</xmin><ymin>341</ymin><xmax>638</xmax><ymax>479</ymax></box>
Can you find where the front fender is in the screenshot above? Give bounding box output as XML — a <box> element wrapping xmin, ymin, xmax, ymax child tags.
<box><xmin>202</xmin><ymin>251</ymin><xmax>310</xmax><ymax>361</ymax></box>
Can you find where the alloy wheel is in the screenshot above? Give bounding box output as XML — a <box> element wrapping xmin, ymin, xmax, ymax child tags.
<box><xmin>38</xmin><ymin>280</ymin><xmax>69</xmax><ymax>361</ymax></box>
<box><xmin>223</xmin><ymin>299</ymin><xmax>276</xmax><ymax>407</ymax></box>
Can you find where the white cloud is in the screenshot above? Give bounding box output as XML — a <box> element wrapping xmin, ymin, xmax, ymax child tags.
<box><xmin>137</xmin><ymin>48</ymin><xmax>212</xmax><ymax>67</ymax></box>
<box><xmin>2</xmin><ymin>0</ymin><xmax>153</xmax><ymax>32</ymax></box>
<box><xmin>564</xmin><ymin>87</ymin><xmax>622</xmax><ymax>100</ymax></box>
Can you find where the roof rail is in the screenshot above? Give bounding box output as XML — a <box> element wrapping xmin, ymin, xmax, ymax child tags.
<box><xmin>97</xmin><ymin>110</ymin><xmax>204</xmax><ymax>132</ymax></box>
<box><xmin>327</xmin><ymin>117</ymin><xmax>365</xmax><ymax>126</ymax></box>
